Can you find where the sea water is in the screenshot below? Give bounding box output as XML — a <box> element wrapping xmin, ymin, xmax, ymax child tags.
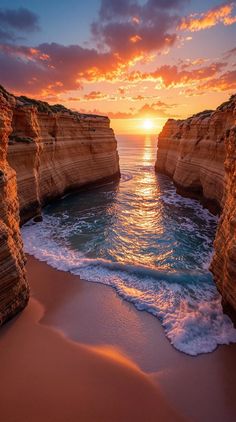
<box><xmin>22</xmin><ymin>135</ymin><xmax>236</xmax><ymax>355</ymax></box>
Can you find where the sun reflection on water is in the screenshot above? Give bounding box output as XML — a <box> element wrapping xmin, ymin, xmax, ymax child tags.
<box><xmin>110</xmin><ymin>136</ymin><xmax>169</xmax><ymax>267</ymax></box>
<box><xmin>142</xmin><ymin>136</ymin><xmax>153</xmax><ymax>163</ymax></box>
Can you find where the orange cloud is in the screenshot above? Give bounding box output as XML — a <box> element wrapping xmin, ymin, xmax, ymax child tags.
<box><xmin>126</xmin><ymin>62</ymin><xmax>226</xmax><ymax>88</ymax></box>
<box><xmin>129</xmin><ymin>34</ymin><xmax>142</xmax><ymax>43</ymax></box>
<box><xmin>83</xmin><ymin>91</ymin><xmax>108</xmax><ymax>101</ymax></box>
<box><xmin>179</xmin><ymin>58</ymin><xmax>209</xmax><ymax>69</ymax></box>
<box><xmin>67</xmin><ymin>97</ymin><xmax>81</xmax><ymax>101</ymax></box>
<box><xmin>0</xmin><ymin>43</ymin><xmax>49</xmax><ymax>61</ymax></box>
<box><xmin>0</xmin><ymin>42</ymin><xmax>124</xmax><ymax>96</ymax></box>
<box><xmin>179</xmin><ymin>2</ymin><xmax>236</xmax><ymax>32</ymax></box>
<box><xmin>199</xmin><ymin>70</ymin><xmax>236</xmax><ymax>91</ymax></box>
<box><xmin>78</xmin><ymin>101</ymin><xmax>179</xmax><ymax>120</ymax></box>
<box><xmin>0</xmin><ymin>2</ymin><xmax>233</xmax><ymax>101</ymax></box>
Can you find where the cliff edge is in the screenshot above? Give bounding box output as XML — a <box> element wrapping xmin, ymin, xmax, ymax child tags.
<box><xmin>155</xmin><ymin>95</ymin><xmax>236</xmax><ymax>313</ymax></box>
<box><xmin>0</xmin><ymin>85</ymin><xmax>120</xmax><ymax>325</ymax></box>
<box><xmin>6</xmin><ymin>91</ymin><xmax>120</xmax><ymax>224</ymax></box>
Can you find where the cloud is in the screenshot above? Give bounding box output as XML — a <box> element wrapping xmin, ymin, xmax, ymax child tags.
<box><xmin>199</xmin><ymin>69</ymin><xmax>236</xmax><ymax>91</ymax></box>
<box><xmin>0</xmin><ymin>39</ymin><xmax>227</xmax><ymax>98</ymax></box>
<box><xmin>0</xmin><ymin>7</ymin><xmax>39</xmax><ymax>42</ymax></box>
<box><xmin>0</xmin><ymin>28</ymin><xmax>16</xmax><ymax>43</ymax></box>
<box><xmin>78</xmin><ymin>101</ymin><xmax>179</xmax><ymax>119</ymax></box>
<box><xmin>99</xmin><ymin>0</ymin><xmax>187</xmax><ymax>21</ymax></box>
<box><xmin>0</xmin><ymin>43</ymin><xmax>49</xmax><ymax>61</ymax></box>
<box><xmin>179</xmin><ymin>57</ymin><xmax>209</xmax><ymax>69</ymax></box>
<box><xmin>0</xmin><ymin>7</ymin><xmax>39</xmax><ymax>31</ymax></box>
<box><xmin>126</xmin><ymin>62</ymin><xmax>226</xmax><ymax>87</ymax></box>
<box><xmin>135</xmin><ymin>101</ymin><xmax>178</xmax><ymax>118</ymax></box>
<box><xmin>0</xmin><ymin>42</ymin><xmax>124</xmax><ymax>96</ymax></box>
<box><xmin>67</xmin><ymin>96</ymin><xmax>81</xmax><ymax>101</ymax></box>
<box><xmin>0</xmin><ymin>2</ymin><xmax>233</xmax><ymax>100</ymax></box>
<box><xmin>99</xmin><ymin>0</ymin><xmax>139</xmax><ymax>21</ymax></box>
<box><xmin>91</xmin><ymin>0</ymin><xmax>189</xmax><ymax>61</ymax></box>
<box><xmin>223</xmin><ymin>46</ymin><xmax>236</xmax><ymax>59</ymax></box>
<box><xmin>179</xmin><ymin>2</ymin><xmax>236</xmax><ymax>32</ymax></box>
<box><xmin>83</xmin><ymin>91</ymin><xmax>108</xmax><ymax>100</ymax></box>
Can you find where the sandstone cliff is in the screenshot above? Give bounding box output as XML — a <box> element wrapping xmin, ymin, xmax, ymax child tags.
<box><xmin>210</xmin><ymin>125</ymin><xmax>236</xmax><ymax>314</ymax></box>
<box><xmin>156</xmin><ymin>97</ymin><xmax>236</xmax><ymax>211</ymax></box>
<box><xmin>156</xmin><ymin>95</ymin><xmax>236</xmax><ymax>312</ymax></box>
<box><xmin>0</xmin><ymin>85</ymin><xmax>120</xmax><ymax>325</ymax></box>
<box><xmin>7</xmin><ymin>95</ymin><xmax>120</xmax><ymax>224</ymax></box>
<box><xmin>0</xmin><ymin>88</ymin><xmax>29</xmax><ymax>325</ymax></box>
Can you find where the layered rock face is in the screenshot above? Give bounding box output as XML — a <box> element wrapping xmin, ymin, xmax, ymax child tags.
<box><xmin>156</xmin><ymin>95</ymin><xmax>236</xmax><ymax>312</ymax></box>
<box><xmin>211</xmin><ymin>126</ymin><xmax>236</xmax><ymax>313</ymax></box>
<box><xmin>0</xmin><ymin>85</ymin><xmax>120</xmax><ymax>325</ymax></box>
<box><xmin>7</xmin><ymin>97</ymin><xmax>120</xmax><ymax>224</ymax></box>
<box><xmin>0</xmin><ymin>89</ymin><xmax>29</xmax><ymax>325</ymax></box>
<box><xmin>156</xmin><ymin>97</ymin><xmax>236</xmax><ymax>210</ymax></box>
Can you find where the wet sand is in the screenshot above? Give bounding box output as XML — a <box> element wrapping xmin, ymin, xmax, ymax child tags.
<box><xmin>0</xmin><ymin>255</ymin><xmax>236</xmax><ymax>422</ymax></box>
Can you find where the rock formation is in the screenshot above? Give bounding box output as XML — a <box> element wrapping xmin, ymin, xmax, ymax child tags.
<box><xmin>210</xmin><ymin>125</ymin><xmax>236</xmax><ymax>315</ymax></box>
<box><xmin>7</xmin><ymin>95</ymin><xmax>120</xmax><ymax>224</ymax></box>
<box><xmin>156</xmin><ymin>95</ymin><xmax>236</xmax><ymax>312</ymax></box>
<box><xmin>0</xmin><ymin>85</ymin><xmax>120</xmax><ymax>325</ymax></box>
<box><xmin>156</xmin><ymin>97</ymin><xmax>236</xmax><ymax>211</ymax></box>
<box><xmin>0</xmin><ymin>88</ymin><xmax>29</xmax><ymax>325</ymax></box>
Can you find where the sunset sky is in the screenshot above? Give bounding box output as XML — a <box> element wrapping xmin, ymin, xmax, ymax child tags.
<box><xmin>0</xmin><ymin>0</ymin><xmax>236</xmax><ymax>133</ymax></box>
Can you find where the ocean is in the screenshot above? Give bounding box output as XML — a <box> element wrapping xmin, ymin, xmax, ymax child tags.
<box><xmin>22</xmin><ymin>134</ymin><xmax>236</xmax><ymax>355</ymax></box>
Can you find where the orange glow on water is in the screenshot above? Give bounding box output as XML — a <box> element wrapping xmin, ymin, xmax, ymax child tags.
<box><xmin>111</xmin><ymin>136</ymin><xmax>168</xmax><ymax>267</ymax></box>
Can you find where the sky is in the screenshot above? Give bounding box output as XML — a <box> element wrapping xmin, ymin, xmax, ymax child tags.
<box><xmin>0</xmin><ymin>0</ymin><xmax>235</xmax><ymax>134</ymax></box>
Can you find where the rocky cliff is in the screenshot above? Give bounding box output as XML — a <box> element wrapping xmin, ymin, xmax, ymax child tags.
<box><xmin>156</xmin><ymin>97</ymin><xmax>236</xmax><ymax>211</ymax></box>
<box><xmin>0</xmin><ymin>88</ymin><xmax>29</xmax><ymax>325</ymax></box>
<box><xmin>210</xmin><ymin>125</ymin><xmax>236</xmax><ymax>314</ymax></box>
<box><xmin>7</xmin><ymin>95</ymin><xmax>120</xmax><ymax>224</ymax></box>
<box><xmin>156</xmin><ymin>95</ymin><xmax>236</xmax><ymax>312</ymax></box>
<box><xmin>0</xmin><ymin>85</ymin><xmax>120</xmax><ymax>325</ymax></box>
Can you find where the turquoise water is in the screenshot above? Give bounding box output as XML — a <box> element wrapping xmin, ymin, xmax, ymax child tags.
<box><xmin>22</xmin><ymin>135</ymin><xmax>236</xmax><ymax>355</ymax></box>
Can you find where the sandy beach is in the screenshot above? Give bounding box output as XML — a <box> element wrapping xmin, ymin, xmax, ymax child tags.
<box><xmin>0</xmin><ymin>255</ymin><xmax>236</xmax><ymax>422</ymax></box>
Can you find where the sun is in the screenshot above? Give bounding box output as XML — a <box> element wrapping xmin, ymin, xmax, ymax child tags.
<box><xmin>142</xmin><ymin>118</ymin><xmax>154</xmax><ymax>132</ymax></box>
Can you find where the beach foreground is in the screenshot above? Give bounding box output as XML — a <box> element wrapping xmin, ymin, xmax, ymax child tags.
<box><xmin>0</xmin><ymin>256</ymin><xmax>236</xmax><ymax>422</ymax></box>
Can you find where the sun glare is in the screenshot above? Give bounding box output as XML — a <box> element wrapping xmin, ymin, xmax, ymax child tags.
<box><xmin>143</xmin><ymin>119</ymin><xmax>154</xmax><ymax>132</ymax></box>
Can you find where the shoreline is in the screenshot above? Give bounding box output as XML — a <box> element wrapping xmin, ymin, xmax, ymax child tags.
<box><xmin>0</xmin><ymin>255</ymin><xmax>235</xmax><ymax>421</ymax></box>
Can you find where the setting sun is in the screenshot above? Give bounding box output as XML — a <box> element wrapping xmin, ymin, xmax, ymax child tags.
<box><xmin>143</xmin><ymin>119</ymin><xmax>154</xmax><ymax>132</ymax></box>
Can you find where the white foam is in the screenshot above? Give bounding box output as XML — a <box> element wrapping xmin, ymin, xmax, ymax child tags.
<box><xmin>22</xmin><ymin>218</ymin><xmax>236</xmax><ymax>356</ymax></box>
<box><xmin>161</xmin><ymin>190</ymin><xmax>218</xmax><ymax>224</ymax></box>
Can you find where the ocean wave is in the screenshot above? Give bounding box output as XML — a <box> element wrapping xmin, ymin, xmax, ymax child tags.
<box><xmin>22</xmin><ymin>220</ymin><xmax>236</xmax><ymax>356</ymax></box>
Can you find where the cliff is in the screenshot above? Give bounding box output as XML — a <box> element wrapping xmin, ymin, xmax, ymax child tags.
<box><xmin>0</xmin><ymin>88</ymin><xmax>29</xmax><ymax>325</ymax></box>
<box><xmin>0</xmin><ymin>85</ymin><xmax>120</xmax><ymax>325</ymax></box>
<box><xmin>156</xmin><ymin>95</ymin><xmax>236</xmax><ymax>312</ymax></box>
<box><xmin>155</xmin><ymin>97</ymin><xmax>236</xmax><ymax>211</ymax></box>
<box><xmin>7</xmin><ymin>95</ymin><xmax>120</xmax><ymax>224</ymax></box>
<box><xmin>210</xmin><ymin>126</ymin><xmax>236</xmax><ymax>314</ymax></box>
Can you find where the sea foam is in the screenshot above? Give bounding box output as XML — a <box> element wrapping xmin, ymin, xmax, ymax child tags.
<box><xmin>22</xmin><ymin>217</ymin><xmax>236</xmax><ymax>356</ymax></box>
